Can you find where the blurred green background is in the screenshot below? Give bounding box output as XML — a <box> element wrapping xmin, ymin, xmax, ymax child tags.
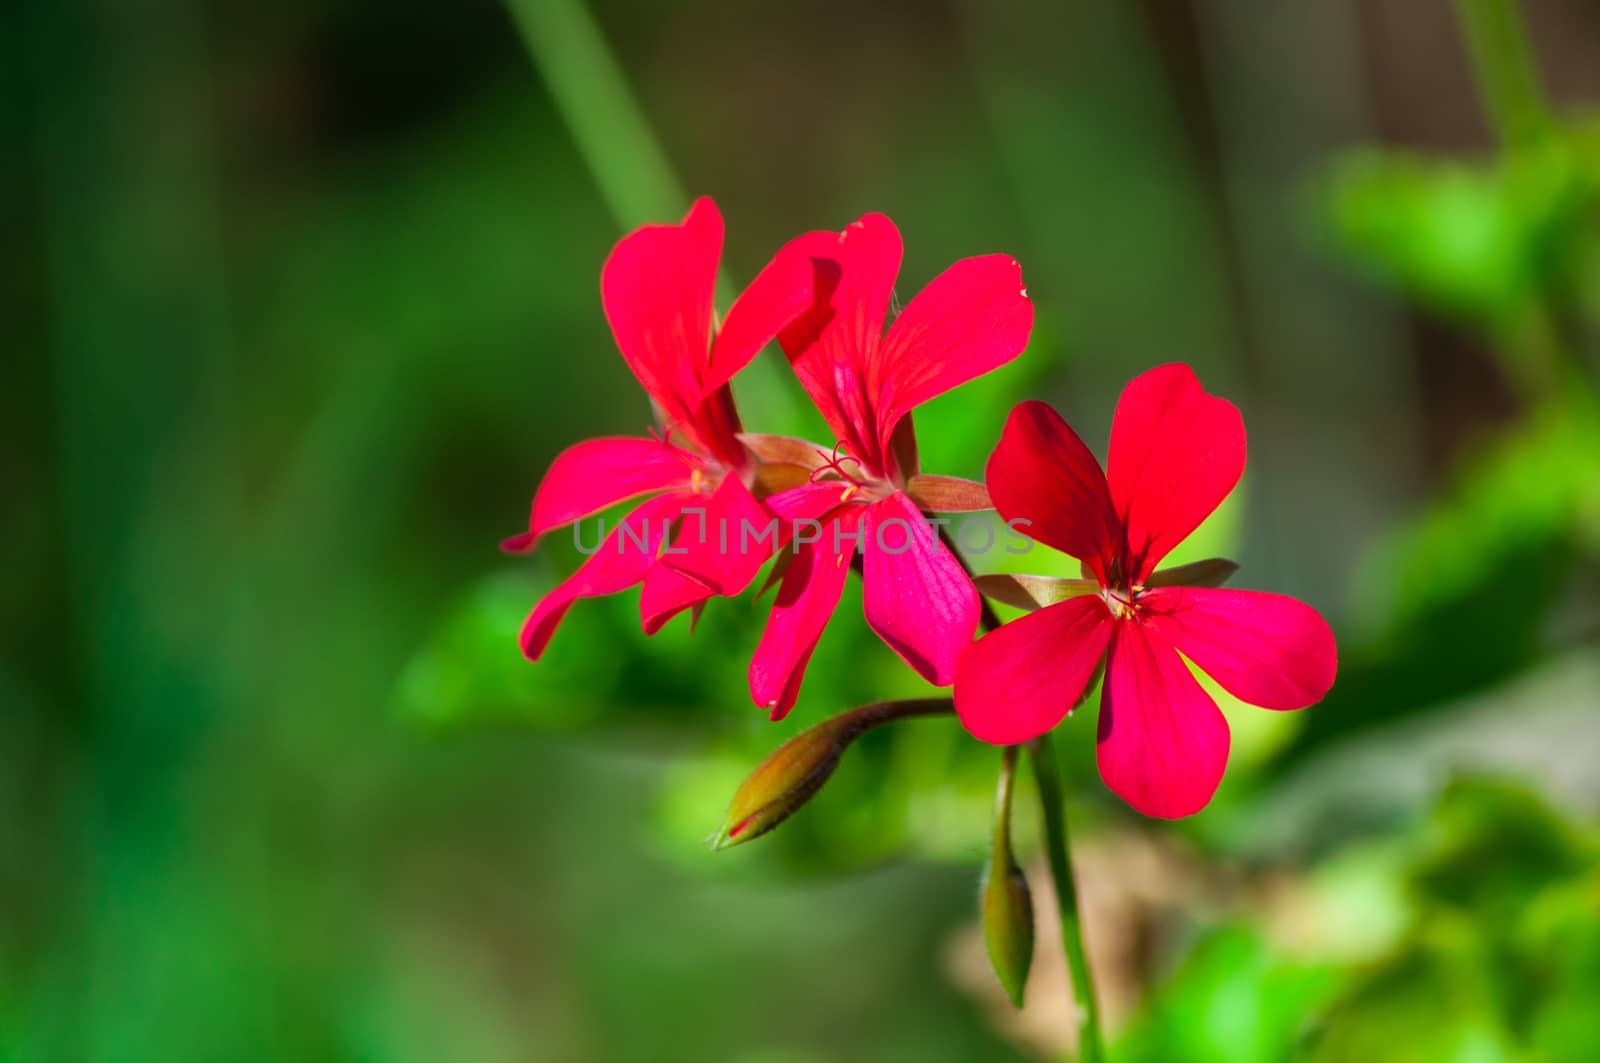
<box><xmin>6</xmin><ymin>0</ymin><xmax>1600</xmax><ymax>1060</ymax></box>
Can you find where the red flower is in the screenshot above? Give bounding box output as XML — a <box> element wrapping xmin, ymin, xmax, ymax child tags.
<box><xmin>506</xmin><ymin>198</ymin><xmax>813</xmax><ymax>658</ymax></box>
<box><xmin>748</xmin><ymin>214</ymin><xmax>1035</xmax><ymax>719</ymax></box>
<box><xmin>952</xmin><ymin>365</ymin><xmax>1338</xmax><ymax>818</ymax></box>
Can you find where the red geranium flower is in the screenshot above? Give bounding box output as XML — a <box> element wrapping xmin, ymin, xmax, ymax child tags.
<box><xmin>746</xmin><ymin>214</ymin><xmax>1034</xmax><ymax>719</ymax></box>
<box><xmin>506</xmin><ymin>198</ymin><xmax>813</xmax><ymax>658</ymax></box>
<box><xmin>952</xmin><ymin>365</ymin><xmax>1338</xmax><ymax>818</ymax></box>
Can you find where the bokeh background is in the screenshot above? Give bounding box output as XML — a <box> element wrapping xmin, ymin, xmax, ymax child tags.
<box><xmin>6</xmin><ymin>0</ymin><xmax>1600</xmax><ymax>1060</ymax></box>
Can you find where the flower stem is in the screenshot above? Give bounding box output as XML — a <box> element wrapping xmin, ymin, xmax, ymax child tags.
<box><xmin>1028</xmin><ymin>734</ymin><xmax>1105</xmax><ymax>1063</ymax></box>
<box><xmin>1452</xmin><ymin>0</ymin><xmax>1600</xmax><ymax>396</ymax></box>
<box><xmin>1453</xmin><ymin>0</ymin><xmax>1551</xmax><ymax>152</ymax></box>
<box><xmin>944</xmin><ymin>528</ymin><xmax>1105</xmax><ymax>1053</ymax></box>
<box><xmin>503</xmin><ymin>0</ymin><xmax>683</xmax><ymax>230</ymax></box>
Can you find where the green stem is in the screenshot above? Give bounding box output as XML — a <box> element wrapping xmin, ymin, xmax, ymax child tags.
<box><xmin>1029</xmin><ymin>734</ymin><xmax>1105</xmax><ymax>1063</ymax></box>
<box><xmin>947</xmin><ymin>532</ymin><xmax>1104</xmax><ymax>1051</ymax></box>
<box><xmin>503</xmin><ymin>0</ymin><xmax>800</xmax><ymax>420</ymax></box>
<box><xmin>503</xmin><ymin>0</ymin><xmax>683</xmax><ymax>229</ymax></box>
<box><xmin>1453</xmin><ymin>0</ymin><xmax>1551</xmax><ymax>152</ymax></box>
<box><xmin>993</xmin><ymin>745</ymin><xmax>1019</xmax><ymax>853</ymax></box>
<box><xmin>1453</xmin><ymin>0</ymin><xmax>1600</xmax><ymax>397</ymax></box>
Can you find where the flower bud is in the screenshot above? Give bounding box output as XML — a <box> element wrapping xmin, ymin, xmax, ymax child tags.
<box><xmin>982</xmin><ymin>860</ymin><xmax>1035</xmax><ymax>1008</ymax></box>
<box><xmin>714</xmin><ymin>698</ymin><xmax>953</xmax><ymax>850</ymax></box>
<box><xmin>982</xmin><ymin>746</ymin><xmax>1034</xmax><ymax>1007</ymax></box>
<box><xmin>714</xmin><ymin>716</ymin><xmax>851</xmax><ymax>849</ymax></box>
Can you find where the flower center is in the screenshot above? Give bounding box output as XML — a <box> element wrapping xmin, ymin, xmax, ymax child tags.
<box><xmin>808</xmin><ymin>441</ymin><xmax>889</xmax><ymax>503</ymax></box>
<box><xmin>1102</xmin><ymin>584</ymin><xmax>1143</xmax><ymax>621</ymax></box>
<box><xmin>650</xmin><ymin>424</ymin><xmax>721</xmax><ymax>495</ymax></box>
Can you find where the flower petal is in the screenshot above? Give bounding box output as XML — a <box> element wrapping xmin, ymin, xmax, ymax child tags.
<box><xmin>702</xmin><ymin>241</ymin><xmax>816</xmax><ymax>397</ymax></box>
<box><xmin>1142</xmin><ymin>587</ymin><xmax>1337</xmax><ymax>710</ymax></box>
<box><xmin>872</xmin><ymin>254</ymin><xmax>1033</xmax><ymax>458</ymax></box>
<box><xmin>777</xmin><ymin>214</ymin><xmax>903</xmax><ymax>470</ymax></box>
<box><xmin>661</xmin><ymin>475</ymin><xmax>776</xmax><ymax>596</ymax></box>
<box><xmin>1096</xmin><ymin>620</ymin><xmax>1230</xmax><ymax>819</ymax></box>
<box><xmin>522</xmin><ymin>436</ymin><xmax>697</xmax><ymax>542</ymax></box>
<box><xmin>764</xmin><ymin>480</ymin><xmax>862</xmax><ymax>524</ymax></box>
<box><xmin>1106</xmin><ymin>364</ymin><xmax>1245</xmax><ymax>582</ymax></box>
<box><xmin>601</xmin><ymin>197</ymin><xmax>722</xmax><ymax>426</ymax></box>
<box><xmin>953</xmin><ymin>595</ymin><xmax>1113</xmax><ymax>745</ymax></box>
<box><xmin>639</xmin><ymin>562</ymin><xmax>715</xmax><ymax>636</ymax></box>
<box><xmin>749</xmin><ymin>509</ymin><xmax>861</xmax><ymax>721</ymax></box>
<box><xmin>861</xmin><ymin>491</ymin><xmax>980</xmax><ymax>686</ymax></box>
<box><xmin>520</xmin><ymin>493</ymin><xmax>685</xmax><ymax>660</ymax></box>
<box><xmin>986</xmin><ymin>401</ymin><xmax>1121</xmax><ymax>583</ymax></box>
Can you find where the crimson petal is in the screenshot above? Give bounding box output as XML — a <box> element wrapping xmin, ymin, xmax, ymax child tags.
<box><xmin>639</xmin><ymin>562</ymin><xmax>715</xmax><ymax>636</ymax></box>
<box><xmin>601</xmin><ymin>197</ymin><xmax>722</xmax><ymax>427</ymax></box>
<box><xmin>861</xmin><ymin>491</ymin><xmax>980</xmax><ymax>686</ymax></box>
<box><xmin>748</xmin><ymin>509</ymin><xmax>862</xmax><ymax>720</ymax></box>
<box><xmin>1142</xmin><ymin>587</ymin><xmax>1337</xmax><ymax>711</ymax></box>
<box><xmin>872</xmin><ymin>254</ymin><xmax>1032</xmax><ymax>460</ymax></box>
<box><xmin>519</xmin><ymin>493</ymin><xmax>685</xmax><ymax>660</ymax></box>
<box><xmin>1096</xmin><ymin>619</ymin><xmax>1230</xmax><ymax>819</ymax></box>
<box><xmin>523</xmin><ymin>435</ymin><xmax>697</xmax><ymax>542</ymax></box>
<box><xmin>953</xmin><ymin>594</ymin><xmax>1113</xmax><ymax>745</ymax></box>
<box><xmin>986</xmin><ymin>401</ymin><xmax>1122</xmax><ymax>584</ymax></box>
<box><xmin>777</xmin><ymin>214</ymin><xmax>903</xmax><ymax>470</ymax></box>
<box><xmin>702</xmin><ymin>241</ymin><xmax>816</xmax><ymax>398</ymax></box>
<box><xmin>661</xmin><ymin>475</ymin><xmax>776</xmax><ymax>596</ymax></box>
<box><xmin>1107</xmin><ymin>364</ymin><xmax>1245</xmax><ymax>582</ymax></box>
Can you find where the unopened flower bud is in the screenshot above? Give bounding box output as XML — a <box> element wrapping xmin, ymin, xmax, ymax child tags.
<box><xmin>982</xmin><ymin>746</ymin><xmax>1034</xmax><ymax>1007</ymax></box>
<box><xmin>714</xmin><ymin>698</ymin><xmax>952</xmax><ymax>850</ymax></box>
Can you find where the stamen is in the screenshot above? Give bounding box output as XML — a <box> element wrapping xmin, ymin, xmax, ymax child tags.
<box><xmin>808</xmin><ymin>440</ymin><xmax>867</xmax><ymax>489</ymax></box>
<box><xmin>648</xmin><ymin>423</ymin><xmax>703</xmax><ymax>474</ymax></box>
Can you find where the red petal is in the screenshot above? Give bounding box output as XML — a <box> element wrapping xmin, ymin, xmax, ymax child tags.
<box><xmin>661</xmin><ymin>475</ymin><xmax>776</xmax><ymax>596</ymax></box>
<box><xmin>861</xmin><ymin>492</ymin><xmax>980</xmax><ymax>685</ymax></box>
<box><xmin>519</xmin><ymin>493</ymin><xmax>685</xmax><ymax>660</ymax></box>
<box><xmin>953</xmin><ymin>595</ymin><xmax>1113</xmax><ymax>745</ymax></box>
<box><xmin>764</xmin><ymin>480</ymin><xmax>856</xmax><ymax>523</ymax></box>
<box><xmin>748</xmin><ymin>510</ymin><xmax>861</xmax><ymax>720</ymax></box>
<box><xmin>986</xmin><ymin>401</ymin><xmax>1121</xmax><ymax>583</ymax></box>
<box><xmin>1142</xmin><ymin>587</ymin><xmax>1337</xmax><ymax>710</ymax></box>
<box><xmin>525</xmin><ymin>436</ymin><xmax>696</xmax><ymax>541</ymax></box>
<box><xmin>601</xmin><ymin>198</ymin><xmax>722</xmax><ymax>428</ymax></box>
<box><xmin>872</xmin><ymin>254</ymin><xmax>1033</xmax><ymax>460</ymax></box>
<box><xmin>777</xmin><ymin>214</ymin><xmax>903</xmax><ymax>471</ymax></box>
<box><xmin>1096</xmin><ymin>619</ymin><xmax>1230</xmax><ymax>819</ymax></box>
<box><xmin>1107</xmin><ymin>364</ymin><xmax>1245</xmax><ymax>582</ymax></box>
<box><xmin>702</xmin><ymin>241</ymin><xmax>816</xmax><ymax>397</ymax></box>
<box><xmin>639</xmin><ymin>562</ymin><xmax>714</xmax><ymax>635</ymax></box>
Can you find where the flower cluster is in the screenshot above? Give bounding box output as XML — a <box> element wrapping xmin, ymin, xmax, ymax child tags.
<box><xmin>507</xmin><ymin>198</ymin><xmax>1337</xmax><ymax>818</ymax></box>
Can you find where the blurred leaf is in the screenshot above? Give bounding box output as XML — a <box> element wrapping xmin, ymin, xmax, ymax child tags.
<box><xmin>1115</xmin><ymin>926</ymin><xmax>1340</xmax><ymax>1063</ymax></box>
<box><xmin>1352</xmin><ymin>397</ymin><xmax>1600</xmax><ymax>642</ymax></box>
<box><xmin>1319</xmin><ymin>135</ymin><xmax>1598</xmax><ymax>333</ymax></box>
<box><xmin>1299</xmin><ymin>777</ymin><xmax>1599</xmax><ymax>1062</ymax></box>
<box><xmin>1519</xmin><ymin>873</ymin><xmax>1600</xmax><ymax>1063</ymax></box>
<box><xmin>1323</xmin><ymin>154</ymin><xmax>1533</xmax><ymax>323</ymax></box>
<box><xmin>1409</xmin><ymin>776</ymin><xmax>1596</xmax><ymax>925</ymax></box>
<box><xmin>1301</xmin><ymin>929</ymin><xmax>1520</xmax><ymax>1063</ymax></box>
<box><xmin>394</xmin><ymin>569</ymin><xmax>612</xmax><ymax>731</ymax></box>
<box><xmin>1287</xmin><ymin>401</ymin><xmax>1600</xmax><ymax>758</ymax></box>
